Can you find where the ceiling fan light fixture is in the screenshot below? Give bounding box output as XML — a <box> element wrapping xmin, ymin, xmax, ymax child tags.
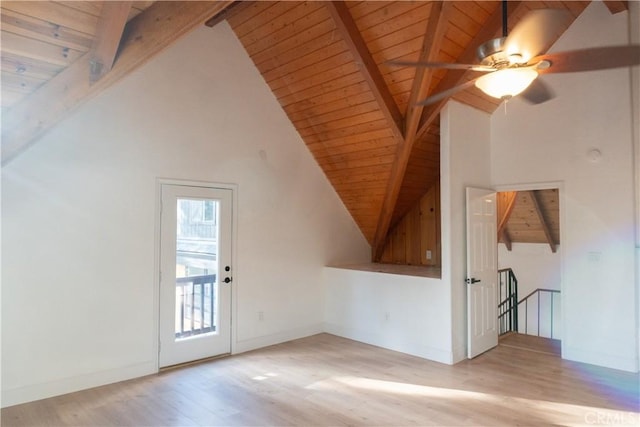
<box><xmin>475</xmin><ymin>67</ymin><xmax>539</xmax><ymax>100</ymax></box>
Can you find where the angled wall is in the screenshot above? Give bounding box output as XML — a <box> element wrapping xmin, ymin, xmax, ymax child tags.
<box><xmin>1</xmin><ymin>22</ymin><xmax>370</xmax><ymax>406</ymax></box>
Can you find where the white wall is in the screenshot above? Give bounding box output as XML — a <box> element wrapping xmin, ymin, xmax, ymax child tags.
<box><xmin>1</xmin><ymin>22</ymin><xmax>370</xmax><ymax>407</ymax></box>
<box><xmin>323</xmin><ymin>268</ymin><xmax>450</xmax><ymax>363</ymax></box>
<box><xmin>491</xmin><ymin>2</ymin><xmax>638</xmax><ymax>372</ymax></box>
<box><xmin>498</xmin><ymin>243</ymin><xmax>561</xmax><ymax>295</ymax></box>
<box><xmin>322</xmin><ymin>100</ymin><xmax>492</xmax><ymax>366</ymax></box>
<box><xmin>440</xmin><ymin>101</ymin><xmax>492</xmax><ymax>363</ymax></box>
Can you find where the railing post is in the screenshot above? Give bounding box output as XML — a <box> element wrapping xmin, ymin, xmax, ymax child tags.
<box><xmin>513</xmin><ymin>273</ymin><xmax>518</xmax><ymax>333</ymax></box>
<box><xmin>537</xmin><ymin>292</ymin><xmax>541</xmax><ymax>336</ymax></box>
<box><xmin>550</xmin><ymin>292</ymin><xmax>554</xmax><ymax>340</ymax></box>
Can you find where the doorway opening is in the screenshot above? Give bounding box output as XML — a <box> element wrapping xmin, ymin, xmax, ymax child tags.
<box><xmin>496</xmin><ymin>186</ymin><xmax>562</xmax><ymax>356</ymax></box>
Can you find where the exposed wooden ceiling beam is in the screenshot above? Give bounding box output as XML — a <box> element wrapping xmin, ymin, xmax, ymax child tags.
<box><xmin>326</xmin><ymin>1</ymin><xmax>408</xmax><ymax>257</ymax></box>
<box><xmin>414</xmin><ymin>1</ymin><xmax>524</xmax><ymax>142</ymax></box>
<box><xmin>499</xmin><ymin>229</ymin><xmax>512</xmax><ymax>251</ymax></box>
<box><xmin>2</xmin><ymin>1</ymin><xmax>233</xmax><ymax>165</ymax></box>
<box><xmin>497</xmin><ymin>191</ymin><xmax>518</xmax><ymax>236</ymax></box>
<box><xmin>404</xmin><ymin>1</ymin><xmax>450</xmax><ymax>142</ymax></box>
<box><xmin>528</xmin><ymin>191</ymin><xmax>557</xmax><ymax>253</ymax></box>
<box><xmin>371</xmin><ymin>1</ymin><xmax>452</xmax><ymax>261</ymax></box>
<box><xmin>205</xmin><ymin>0</ymin><xmax>255</xmax><ymax>27</ymax></box>
<box><xmin>497</xmin><ymin>191</ymin><xmax>517</xmax><ymax>252</ymax></box>
<box><xmin>89</xmin><ymin>1</ymin><xmax>132</xmax><ymax>83</ymax></box>
<box><xmin>603</xmin><ymin>1</ymin><xmax>628</xmax><ymax>14</ymax></box>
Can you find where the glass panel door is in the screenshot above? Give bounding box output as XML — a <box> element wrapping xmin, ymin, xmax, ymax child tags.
<box><xmin>159</xmin><ymin>184</ymin><xmax>232</xmax><ymax>368</ymax></box>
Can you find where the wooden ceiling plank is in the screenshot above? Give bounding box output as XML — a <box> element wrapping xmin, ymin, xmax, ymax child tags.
<box><xmin>262</xmin><ymin>43</ymin><xmax>351</xmax><ymax>90</ymax></box>
<box><xmin>1</xmin><ymin>31</ymin><xmax>84</xmax><ymax>67</ymax></box>
<box><xmin>325</xmin><ymin>1</ymin><xmax>405</xmax><ymax>143</ymax></box>
<box><xmin>284</xmin><ymin>80</ymin><xmax>371</xmax><ymax>113</ymax></box>
<box><xmin>253</xmin><ymin>21</ymin><xmax>336</xmax><ymax>72</ymax></box>
<box><xmin>1</xmin><ymin>70</ymin><xmax>47</xmax><ymax>94</ymax></box>
<box><xmin>2</xmin><ymin>1</ymin><xmax>233</xmax><ymax>164</ymax></box>
<box><xmin>0</xmin><ymin>8</ymin><xmax>93</xmax><ymax>51</ymax></box>
<box><xmin>297</xmin><ymin>110</ymin><xmax>385</xmax><ymax>138</ymax></box>
<box><xmin>359</xmin><ymin>3</ymin><xmax>431</xmax><ymax>46</ymax></box>
<box><xmin>272</xmin><ymin>61</ymin><xmax>361</xmax><ymax>100</ymax></box>
<box><xmin>303</xmin><ymin>118</ymin><xmax>389</xmax><ymax>144</ymax></box>
<box><xmin>89</xmin><ymin>1</ymin><xmax>132</xmax><ymax>83</ymax></box>
<box><xmin>300</xmin><ymin>117</ymin><xmax>391</xmax><ymax>143</ymax></box>
<box><xmin>239</xmin><ymin>3</ymin><xmax>325</xmax><ymax>56</ymax></box>
<box><xmin>1</xmin><ymin>52</ymin><xmax>64</xmax><ymax>80</ymax></box>
<box><xmin>528</xmin><ymin>191</ymin><xmax>557</xmax><ymax>253</ymax></box>
<box><xmin>415</xmin><ymin>1</ymin><xmax>524</xmax><ymax>142</ymax></box>
<box><xmin>286</xmin><ymin>90</ymin><xmax>376</xmax><ymax>123</ymax></box>
<box><xmin>278</xmin><ymin>72</ymin><xmax>364</xmax><ymax>107</ymax></box>
<box><xmin>56</xmin><ymin>1</ymin><xmax>104</xmax><ymax>17</ymax></box>
<box><xmin>1</xmin><ymin>1</ymin><xmax>99</xmax><ymax>36</ymax></box>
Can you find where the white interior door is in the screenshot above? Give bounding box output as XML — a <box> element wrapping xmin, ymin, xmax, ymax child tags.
<box><xmin>466</xmin><ymin>187</ymin><xmax>498</xmax><ymax>358</ymax></box>
<box><xmin>159</xmin><ymin>184</ymin><xmax>233</xmax><ymax>368</ymax></box>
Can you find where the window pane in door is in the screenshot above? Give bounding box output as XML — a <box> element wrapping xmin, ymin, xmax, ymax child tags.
<box><xmin>174</xmin><ymin>198</ymin><xmax>219</xmax><ymax>340</ymax></box>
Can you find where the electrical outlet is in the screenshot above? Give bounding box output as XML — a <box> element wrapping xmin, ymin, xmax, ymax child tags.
<box><xmin>384</xmin><ymin>311</ymin><xmax>390</xmax><ymax>322</ymax></box>
<box><xmin>426</xmin><ymin>250</ymin><xmax>432</xmax><ymax>260</ymax></box>
<box><xmin>258</xmin><ymin>311</ymin><xmax>264</xmax><ymax>321</ymax></box>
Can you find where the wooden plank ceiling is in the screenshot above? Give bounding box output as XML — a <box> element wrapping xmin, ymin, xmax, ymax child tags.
<box><xmin>498</xmin><ymin>189</ymin><xmax>560</xmax><ymax>253</ymax></box>
<box><xmin>220</xmin><ymin>1</ymin><xmax>593</xmax><ymax>259</ymax></box>
<box><xmin>2</xmin><ymin>1</ymin><xmax>625</xmax><ymax>262</ymax></box>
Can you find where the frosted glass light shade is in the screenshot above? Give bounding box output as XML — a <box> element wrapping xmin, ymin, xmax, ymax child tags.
<box><xmin>475</xmin><ymin>68</ymin><xmax>538</xmax><ymax>99</ymax></box>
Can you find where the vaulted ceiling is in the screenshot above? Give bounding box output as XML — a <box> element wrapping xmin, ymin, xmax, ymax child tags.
<box><xmin>0</xmin><ymin>1</ymin><xmax>629</xmax><ymax>260</ymax></box>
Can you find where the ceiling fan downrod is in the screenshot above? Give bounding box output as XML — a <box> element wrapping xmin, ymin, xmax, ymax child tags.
<box><xmin>502</xmin><ymin>0</ymin><xmax>508</xmax><ymax>38</ymax></box>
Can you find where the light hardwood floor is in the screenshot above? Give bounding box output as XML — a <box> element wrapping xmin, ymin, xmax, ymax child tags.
<box><xmin>498</xmin><ymin>332</ymin><xmax>561</xmax><ymax>356</ymax></box>
<box><xmin>2</xmin><ymin>333</ymin><xmax>638</xmax><ymax>426</ymax></box>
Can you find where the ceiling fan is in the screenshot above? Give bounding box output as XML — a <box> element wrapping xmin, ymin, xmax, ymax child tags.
<box><xmin>391</xmin><ymin>1</ymin><xmax>640</xmax><ymax>106</ymax></box>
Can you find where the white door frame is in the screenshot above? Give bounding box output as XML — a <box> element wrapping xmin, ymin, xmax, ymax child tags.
<box><xmin>493</xmin><ymin>180</ymin><xmax>565</xmax><ymax>354</ymax></box>
<box><xmin>153</xmin><ymin>178</ymin><xmax>238</xmax><ymax>370</ymax></box>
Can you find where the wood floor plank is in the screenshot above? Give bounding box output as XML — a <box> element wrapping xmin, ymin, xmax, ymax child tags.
<box><xmin>2</xmin><ymin>333</ymin><xmax>638</xmax><ymax>426</ymax></box>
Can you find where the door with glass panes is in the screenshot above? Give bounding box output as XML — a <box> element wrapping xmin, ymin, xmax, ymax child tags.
<box><xmin>159</xmin><ymin>184</ymin><xmax>232</xmax><ymax>367</ymax></box>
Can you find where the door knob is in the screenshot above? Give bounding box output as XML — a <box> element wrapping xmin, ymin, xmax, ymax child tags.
<box><xmin>466</xmin><ymin>277</ymin><xmax>481</xmax><ymax>284</ymax></box>
<box><xmin>223</xmin><ymin>277</ymin><xmax>232</xmax><ymax>283</ymax></box>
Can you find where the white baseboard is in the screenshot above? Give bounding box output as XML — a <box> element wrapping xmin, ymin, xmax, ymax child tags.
<box><xmin>323</xmin><ymin>322</ymin><xmax>453</xmax><ymax>365</ymax></box>
<box><xmin>563</xmin><ymin>346</ymin><xmax>639</xmax><ymax>373</ymax></box>
<box><xmin>2</xmin><ymin>361</ymin><xmax>157</xmax><ymax>408</ymax></box>
<box><xmin>233</xmin><ymin>324</ymin><xmax>324</xmax><ymax>354</ymax></box>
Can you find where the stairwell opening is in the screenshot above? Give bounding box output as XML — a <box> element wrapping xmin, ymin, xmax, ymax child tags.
<box><xmin>496</xmin><ymin>186</ymin><xmax>562</xmax><ymax>353</ymax></box>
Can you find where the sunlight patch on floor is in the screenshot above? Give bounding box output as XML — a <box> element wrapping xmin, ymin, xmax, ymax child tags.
<box><xmin>307</xmin><ymin>376</ymin><xmax>639</xmax><ymax>426</ymax></box>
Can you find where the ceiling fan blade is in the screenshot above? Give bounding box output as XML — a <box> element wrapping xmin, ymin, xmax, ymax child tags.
<box><xmin>504</xmin><ymin>9</ymin><xmax>572</xmax><ymax>62</ymax></box>
<box><xmin>416</xmin><ymin>76</ymin><xmax>484</xmax><ymax>107</ymax></box>
<box><xmin>520</xmin><ymin>78</ymin><xmax>554</xmax><ymax>104</ymax></box>
<box><xmin>533</xmin><ymin>45</ymin><xmax>640</xmax><ymax>74</ymax></box>
<box><xmin>386</xmin><ymin>60</ymin><xmax>495</xmax><ymax>72</ymax></box>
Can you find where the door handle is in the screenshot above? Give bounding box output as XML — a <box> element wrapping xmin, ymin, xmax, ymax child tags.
<box><xmin>223</xmin><ymin>277</ymin><xmax>232</xmax><ymax>283</ymax></box>
<box><xmin>466</xmin><ymin>277</ymin><xmax>481</xmax><ymax>284</ymax></box>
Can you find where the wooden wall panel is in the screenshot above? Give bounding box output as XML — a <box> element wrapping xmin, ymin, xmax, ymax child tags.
<box><xmin>381</xmin><ymin>181</ymin><xmax>440</xmax><ymax>268</ymax></box>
